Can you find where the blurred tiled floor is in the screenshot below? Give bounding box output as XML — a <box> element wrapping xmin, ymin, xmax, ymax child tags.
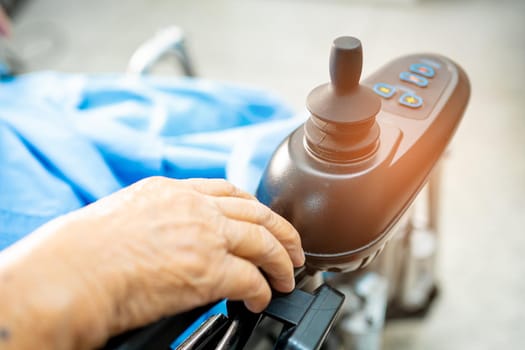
<box><xmin>7</xmin><ymin>0</ymin><xmax>525</xmax><ymax>349</ymax></box>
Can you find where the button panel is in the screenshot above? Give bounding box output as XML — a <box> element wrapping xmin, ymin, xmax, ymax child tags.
<box><xmin>363</xmin><ymin>55</ymin><xmax>452</xmax><ymax>120</ymax></box>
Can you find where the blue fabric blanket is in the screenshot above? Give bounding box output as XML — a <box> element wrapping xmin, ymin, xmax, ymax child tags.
<box><xmin>0</xmin><ymin>72</ymin><xmax>305</xmax><ymax>250</ymax></box>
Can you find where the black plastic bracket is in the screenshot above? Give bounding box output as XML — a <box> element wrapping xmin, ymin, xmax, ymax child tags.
<box><xmin>268</xmin><ymin>285</ymin><xmax>345</xmax><ymax>350</ymax></box>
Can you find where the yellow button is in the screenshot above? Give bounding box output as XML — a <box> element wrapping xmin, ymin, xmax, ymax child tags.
<box><xmin>398</xmin><ymin>92</ymin><xmax>423</xmax><ymax>108</ymax></box>
<box><xmin>373</xmin><ymin>83</ymin><xmax>396</xmax><ymax>98</ymax></box>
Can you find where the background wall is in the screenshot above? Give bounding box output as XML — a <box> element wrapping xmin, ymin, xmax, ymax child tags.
<box><xmin>5</xmin><ymin>0</ymin><xmax>525</xmax><ymax>349</ymax></box>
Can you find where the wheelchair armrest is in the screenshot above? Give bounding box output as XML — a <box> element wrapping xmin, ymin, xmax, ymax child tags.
<box><xmin>127</xmin><ymin>26</ymin><xmax>196</xmax><ymax>77</ymax></box>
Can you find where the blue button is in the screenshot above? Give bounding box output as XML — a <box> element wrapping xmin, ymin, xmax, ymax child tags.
<box><xmin>410</xmin><ymin>63</ymin><xmax>435</xmax><ymax>78</ymax></box>
<box><xmin>399</xmin><ymin>93</ymin><xmax>423</xmax><ymax>108</ymax></box>
<box><xmin>373</xmin><ymin>83</ymin><xmax>396</xmax><ymax>98</ymax></box>
<box><xmin>400</xmin><ymin>72</ymin><xmax>428</xmax><ymax>88</ymax></box>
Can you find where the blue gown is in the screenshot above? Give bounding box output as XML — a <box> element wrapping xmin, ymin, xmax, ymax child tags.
<box><xmin>0</xmin><ymin>72</ymin><xmax>305</xmax><ymax>249</ymax></box>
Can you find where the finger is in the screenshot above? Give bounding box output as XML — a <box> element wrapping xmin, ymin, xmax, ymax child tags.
<box><xmin>181</xmin><ymin>178</ymin><xmax>255</xmax><ymax>200</ymax></box>
<box><xmin>213</xmin><ymin>197</ymin><xmax>305</xmax><ymax>267</ymax></box>
<box><xmin>218</xmin><ymin>255</ymin><xmax>272</xmax><ymax>313</ymax></box>
<box><xmin>220</xmin><ymin>218</ymin><xmax>295</xmax><ymax>293</ymax></box>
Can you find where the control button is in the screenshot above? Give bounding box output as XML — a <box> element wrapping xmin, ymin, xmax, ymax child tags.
<box><xmin>410</xmin><ymin>63</ymin><xmax>435</xmax><ymax>78</ymax></box>
<box><xmin>373</xmin><ymin>83</ymin><xmax>396</xmax><ymax>98</ymax></box>
<box><xmin>400</xmin><ymin>72</ymin><xmax>428</xmax><ymax>87</ymax></box>
<box><xmin>399</xmin><ymin>93</ymin><xmax>423</xmax><ymax>108</ymax></box>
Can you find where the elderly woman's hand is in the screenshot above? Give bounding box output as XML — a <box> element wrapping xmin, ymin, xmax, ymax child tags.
<box><xmin>0</xmin><ymin>177</ymin><xmax>304</xmax><ymax>350</ymax></box>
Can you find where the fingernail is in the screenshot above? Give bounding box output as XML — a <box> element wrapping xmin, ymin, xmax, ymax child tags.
<box><xmin>244</xmin><ymin>300</ymin><xmax>264</xmax><ymax>313</ymax></box>
<box><xmin>284</xmin><ymin>277</ymin><xmax>295</xmax><ymax>292</ymax></box>
<box><xmin>294</xmin><ymin>249</ymin><xmax>306</xmax><ymax>267</ymax></box>
<box><xmin>288</xmin><ymin>277</ymin><xmax>296</xmax><ymax>291</ymax></box>
<box><xmin>276</xmin><ymin>275</ymin><xmax>295</xmax><ymax>292</ymax></box>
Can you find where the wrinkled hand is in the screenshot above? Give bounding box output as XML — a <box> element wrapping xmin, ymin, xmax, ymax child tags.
<box><xmin>0</xmin><ymin>177</ymin><xmax>304</xmax><ymax>349</ymax></box>
<box><xmin>84</xmin><ymin>177</ymin><xmax>303</xmax><ymax>329</ymax></box>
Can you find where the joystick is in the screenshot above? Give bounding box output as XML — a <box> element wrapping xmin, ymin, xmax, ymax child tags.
<box><xmin>257</xmin><ymin>36</ymin><xmax>470</xmax><ymax>273</ymax></box>
<box><xmin>305</xmin><ymin>37</ymin><xmax>381</xmax><ymax>162</ymax></box>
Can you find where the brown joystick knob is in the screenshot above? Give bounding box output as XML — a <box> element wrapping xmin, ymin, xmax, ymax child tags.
<box><xmin>330</xmin><ymin>36</ymin><xmax>363</xmax><ymax>94</ymax></box>
<box><xmin>305</xmin><ymin>37</ymin><xmax>381</xmax><ymax>162</ymax></box>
